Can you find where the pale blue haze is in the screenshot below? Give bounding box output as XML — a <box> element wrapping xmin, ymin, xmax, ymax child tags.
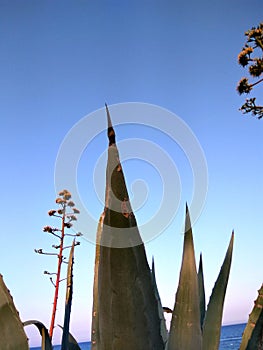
<box><xmin>0</xmin><ymin>0</ymin><xmax>262</xmax><ymax>347</ymax></box>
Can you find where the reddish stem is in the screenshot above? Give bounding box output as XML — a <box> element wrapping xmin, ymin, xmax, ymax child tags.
<box><xmin>49</xmin><ymin>213</ymin><xmax>65</xmax><ymax>339</ymax></box>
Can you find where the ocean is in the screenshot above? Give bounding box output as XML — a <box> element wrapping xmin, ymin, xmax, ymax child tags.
<box><xmin>219</xmin><ymin>323</ymin><xmax>246</xmax><ymax>349</ymax></box>
<box><xmin>30</xmin><ymin>323</ymin><xmax>246</xmax><ymax>349</ymax></box>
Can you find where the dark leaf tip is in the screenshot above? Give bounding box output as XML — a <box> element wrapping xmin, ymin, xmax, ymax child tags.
<box><xmin>105</xmin><ymin>104</ymin><xmax>115</xmax><ymax>145</ymax></box>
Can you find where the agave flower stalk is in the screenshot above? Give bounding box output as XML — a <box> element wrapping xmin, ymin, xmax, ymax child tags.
<box><xmin>48</xmin><ymin>208</ymin><xmax>66</xmax><ymax>339</ymax></box>
<box><xmin>35</xmin><ymin>189</ymin><xmax>81</xmax><ymax>339</ymax></box>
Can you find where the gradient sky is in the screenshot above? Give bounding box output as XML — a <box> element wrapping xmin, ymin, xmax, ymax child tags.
<box><xmin>1</xmin><ymin>0</ymin><xmax>263</xmax><ymax>347</ymax></box>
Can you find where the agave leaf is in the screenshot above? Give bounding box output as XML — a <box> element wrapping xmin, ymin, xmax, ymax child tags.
<box><xmin>66</xmin><ymin>333</ymin><xmax>81</xmax><ymax>350</ymax></box>
<box><xmin>167</xmin><ymin>204</ymin><xmax>202</xmax><ymax>350</ymax></box>
<box><xmin>239</xmin><ymin>284</ymin><xmax>263</xmax><ymax>350</ymax></box>
<box><xmin>151</xmin><ymin>257</ymin><xmax>168</xmax><ymax>346</ymax></box>
<box><xmin>198</xmin><ymin>253</ymin><xmax>206</xmax><ymax>329</ymax></box>
<box><xmin>58</xmin><ymin>325</ymin><xmax>81</xmax><ymax>350</ymax></box>
<box><xmin>95</xmin><ymin>105</ymin><xmax>164</xmax><ymax>350</ymax></box>
<box><xmin>61</xmin><ymin>240</ymin><xmax>75</xmax><ymax>350</ymax></box>
<box><xmin>0</xmin><ymin>274</ymin><xmax>28</xmax><ymax>350</ymax></box>
<box><xmin>202</xmin><ymin>232</ymin><xmax>234</xmax><ymax>350</ymax></box>
<box><xmin>91</xmin><ymin>215</ymin><xmax>103</xmax><ymax>349</ymax></box>
<box><xmin>23</xmin><ymin>320</ymin><xmax>52</xmax><ymax>350</ymax></box>
<box><xmin>246</xmin><ymin>310</ymin><xmax>263</xmax><ymax>350</ymax></box>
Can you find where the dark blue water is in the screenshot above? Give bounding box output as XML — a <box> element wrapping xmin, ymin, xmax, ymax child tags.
<box><xmin>30</xmin><ymin>323</ymin><xmax>246</xmax><ymax>349</ymax></box>
<box><xmin>219</xmin><ymin>323</ymin><xmax>246</xmax><ymax>350</ymax></box>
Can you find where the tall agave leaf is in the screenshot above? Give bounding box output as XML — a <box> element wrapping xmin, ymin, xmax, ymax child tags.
<box><xmin>151</xmin><ymin>257</ymin><xmax>168</xmax><ymax>346</ymax></box>
<box><xmin>198</xmin><ymin>253</ymin><xmax>206</xmax><ymax>329</ymax></box>
<box><xmin>202</xmin><ymin>232</ymin><xmax>234</xmax><ymax>350</ymax></box>
<box><xmin>239</xmin><ymin>284</ymin><xmax>263</xmax><ymax>350</ymax></box>
<box><xmin>167</xmin><ymin>204</ymin><xmax>202</xmax><ymax>350</ymax></box>
<box><xmin>23</xmin><ymin>320</ymin><xmax>52</xmax><ymax>350</ymax></box>
<box><xmin>91</xmin><ymin>215</ymin><xmax>103</xmax><ymax>349</ymax></box>
<box><xmin>66</xmin><ymin>332</ymin><xmax>81</xmax><ymax>350</ymax></box>
<box><xmin>58</xmin><ymin>325</ymin><xmax>81</xmax><ymax>350</ymax></box>
<box><xmin>0</xmin><ymin>274</ymin><xmax>28</xmax><ymax>350</ymax></box>
<box><xmin>61</xmin><ymin>240</ymin><xmax>75</xmax><ymax>350</ymax></box>
<box><xmin>95</xmin><ymin>104</ymin><xmax>164</xmax><ymax>350</ymax></box>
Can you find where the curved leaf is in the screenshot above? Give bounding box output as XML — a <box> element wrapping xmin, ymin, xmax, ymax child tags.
<box><xmin>23</xmin><ymin>320</ymin><xmax>52</xmax><ymax>350</ymax></box>
<box><xmin>0</xmin><ymin>274</ymin><xmax>28</xmax><ymax>350</ymax></box>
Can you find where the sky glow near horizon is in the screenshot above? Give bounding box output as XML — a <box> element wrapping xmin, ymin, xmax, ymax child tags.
<box><xmin>1</xmin><ymin>0</ymin><xmax>263</xmax><ymax>347</ymax></box>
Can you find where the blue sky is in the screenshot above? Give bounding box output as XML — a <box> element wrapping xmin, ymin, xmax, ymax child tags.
<box><xmin>1</xmin><ymin>0</ymin><xmax>263</xmax><ymax>347</ymax></box>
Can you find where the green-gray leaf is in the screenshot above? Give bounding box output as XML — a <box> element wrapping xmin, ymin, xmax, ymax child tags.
<box><xmin>202</xmin><ymin>232</ymin><xmax>234</xmax><ymax>350</ymax></box>
<box><xmin>23</xmin><ymin>320</ymin><xmax>52</xmax><ymax>350</ymax></box>
<box><xmin>167</xmin><ymin>204</ymin><xmax>202</xmax><ymax>350</ymax></box>
<box><xmin>0</xmin><ymin>274</ymin><xmax>28</xmax><ymax>350</ymax></box>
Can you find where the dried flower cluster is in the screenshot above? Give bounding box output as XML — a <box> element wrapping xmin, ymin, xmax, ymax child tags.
<box><xmin>237</xmin><ymin>23</ymin><xmax>263</xmax><ymax>119</ymax></box>
<box><xmin>238</xmin><ymin>46</ymin><xmax>254</xmax><ymax>67</ymax></box>
<box><xmin>47</xmin><ymin>190</ymin><xmax>80</xmax><ymax>226</ymax></box>
<box><xmin>240</xmin><ymin>97</ymin><xmax>263</xmax><ymax>119</ymax></box>
<box><xmin>237</xmin><ymin>78</ymin><xmax>252</xmax><ymax>95</ymax></box>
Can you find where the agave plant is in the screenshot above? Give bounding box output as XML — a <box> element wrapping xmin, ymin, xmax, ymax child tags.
<box><xmin>92</xmin><ymin>105</ymin><xmax>235</xmax><ymax>350</ymax></box>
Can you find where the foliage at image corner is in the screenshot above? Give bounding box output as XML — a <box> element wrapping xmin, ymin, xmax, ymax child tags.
<box><xmin>0</xmin><ymin>273</ymin><xmax>28</xmax><ymax>350</ymax></box>
<box><xmin>239</xmin><ymin>283</ymin><xmax>263</xmax><ymax>350</ymax></box>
